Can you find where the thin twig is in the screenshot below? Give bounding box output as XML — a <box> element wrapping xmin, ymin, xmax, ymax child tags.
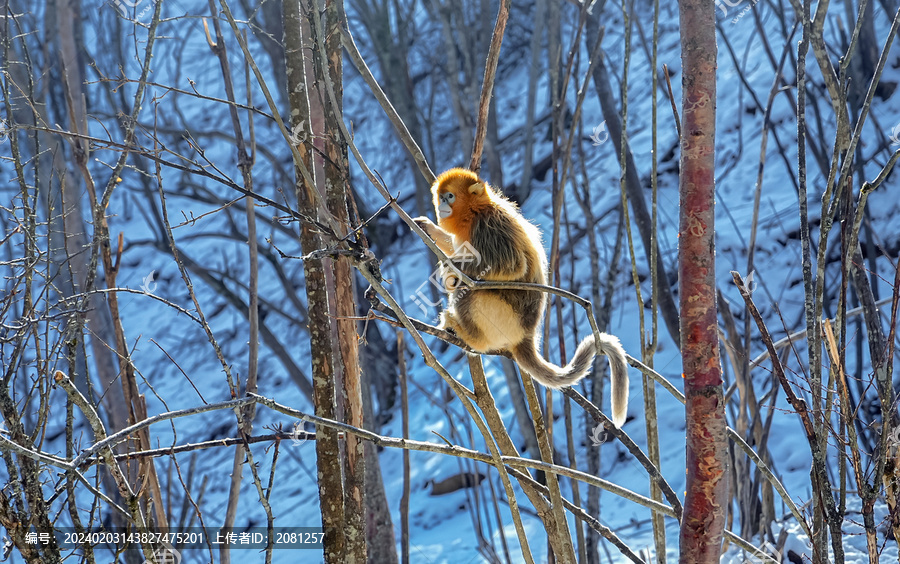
<box><xmin>250</xmin><ymin>394</ymin><xmax>677</xmax><ymax>518</ymax></box>
<box><xmin>340</xmin><ymin>28</ymin><xmax>434</xmax><ymax>184</ymax></box>
<box><xmin>731</xmin><ymin>271</ymin><xmax>838</xmax><ymax>544</ymax></box>
<box><xmin>72</xmin><ymin>397</ymin><xmax>256</xmax><ymax>468</ymax></box>
<box><xmin>468</xmin><ymin>0</ymin><xmax>511</xmax><ymax>173</ymax></box>
<box><xmin>662</xmin><ymin>63</ymin><xmax>681</xmax><ymax>138</ymax></box>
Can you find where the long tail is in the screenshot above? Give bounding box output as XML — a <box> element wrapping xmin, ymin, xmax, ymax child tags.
<box><xmin>597</xmin><ymin>334</ymin><xmax>629</xmax><ymax>428</ymax></box>
<box><xmin>513</xmin><ymin>333</ymin><xmax>629</xmax><ymax>428</ymax></box>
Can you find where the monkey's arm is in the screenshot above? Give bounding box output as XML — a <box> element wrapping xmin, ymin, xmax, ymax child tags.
<box><xmin>413</xmin><ymin>217</ymin><xmax>455</xmax><ymax>256</ymax></box>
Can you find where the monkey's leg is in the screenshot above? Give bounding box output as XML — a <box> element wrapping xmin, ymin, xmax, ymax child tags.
<box><xmin>438</xmin><ymin>309</ymin><xmax>459</xmax><ymax>333</ymax></box>
<box><xmin>439</xmin><ymin>308</ymin><xmax>493</xmax><ymax>352</ymax></box>
<box><xmin>447</xmin><ymin>292</ymin><xmax>525</xmax><ymax>352</ymax></box>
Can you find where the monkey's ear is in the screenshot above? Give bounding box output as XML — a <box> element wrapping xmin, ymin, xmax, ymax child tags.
<box><xmin>469</xmin><ymin>182</ymin><xmax>485</xmax><ymax>195</ymax></box>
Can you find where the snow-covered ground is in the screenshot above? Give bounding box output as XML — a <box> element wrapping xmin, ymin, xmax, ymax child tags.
<box><xmin>4</xmin><ymin>0</ymin><xmax>900</xmax><ymax>562</ymax></box>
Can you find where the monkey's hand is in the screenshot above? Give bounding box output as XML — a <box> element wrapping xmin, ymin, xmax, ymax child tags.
<box><xmin>413</xmin><ymin>216</ymin><xmax>436</xmax><ymax>237</ymax></box>
<box><xmin>413</xmin><ymin>217</ymin><xmax>455</xmax><ymax>256</ymax></box>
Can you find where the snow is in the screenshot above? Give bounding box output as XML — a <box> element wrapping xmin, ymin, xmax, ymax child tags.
<box><xmin>4</xmin><ymin>0</ymin><xmax>900</xmax><ymax>562</ymax></box>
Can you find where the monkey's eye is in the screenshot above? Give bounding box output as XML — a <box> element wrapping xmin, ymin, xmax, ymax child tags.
<box><xmin>442</xmin><ymin>192</ymin><xmax>455</xmax><ymax>204</ymax></box>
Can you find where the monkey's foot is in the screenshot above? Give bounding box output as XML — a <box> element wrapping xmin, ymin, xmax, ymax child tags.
<box><xmin>437</xmin><ymin>310</ymin><xmax>457</xmax><ymax>332</ymax></box>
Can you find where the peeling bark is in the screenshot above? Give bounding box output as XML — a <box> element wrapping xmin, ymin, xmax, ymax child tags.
<box><xmin>677</xmin><ymin>0</ymin><xmax>727</xmax><ymax>561</ymax></box>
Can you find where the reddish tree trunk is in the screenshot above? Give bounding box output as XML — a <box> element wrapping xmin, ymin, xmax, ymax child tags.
<box><xmin>677</xmin><ymin>0</ymin><xmax>727</xmax><ymax>562</ymax></box>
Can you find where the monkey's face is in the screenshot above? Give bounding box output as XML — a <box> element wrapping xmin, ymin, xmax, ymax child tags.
<box><xmin>431</xmin><ymin>170</ymin><xmax>491</xmax><ymax>239</ymax></box>
<box><xmin>438</xmin><ymin>191</ymin><xmax>455</xmax><ymax>219</ymax></box>
<box><xmin>434</xmin><ymin>180</ymin><xmax>486</xmax><ymax>223</ymax></box>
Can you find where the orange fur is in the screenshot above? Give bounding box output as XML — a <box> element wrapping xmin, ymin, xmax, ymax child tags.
<box><xmin>432</xmin><ymin>169</ymin><xmax>487</xmax><ymax>243</ymax></box>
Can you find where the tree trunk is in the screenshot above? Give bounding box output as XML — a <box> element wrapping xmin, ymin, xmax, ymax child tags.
<box><xmin>360</xmin><ymin>347</ymin><xmax>399</xmax><ymax>564</ymax></box>
<box><xmin>283</xmin><ymin>1</ymin><xmax>346</xmax><ymax>561</ymax></box>
<box><xmin>317</xmin><ymin>1</ymin><xmax>367</xmax><ymax>562</ymax></box>
<box><xmin>677</xmin><ymin>0</ymin><xmax>727</xmax><ymax>562</ymax></box>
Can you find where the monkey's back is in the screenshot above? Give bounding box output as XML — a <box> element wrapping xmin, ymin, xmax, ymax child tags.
<box><xmin>454</xmin><ymin>194</ymin><xmax>547</xmax><ymax>336</ymax></box>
